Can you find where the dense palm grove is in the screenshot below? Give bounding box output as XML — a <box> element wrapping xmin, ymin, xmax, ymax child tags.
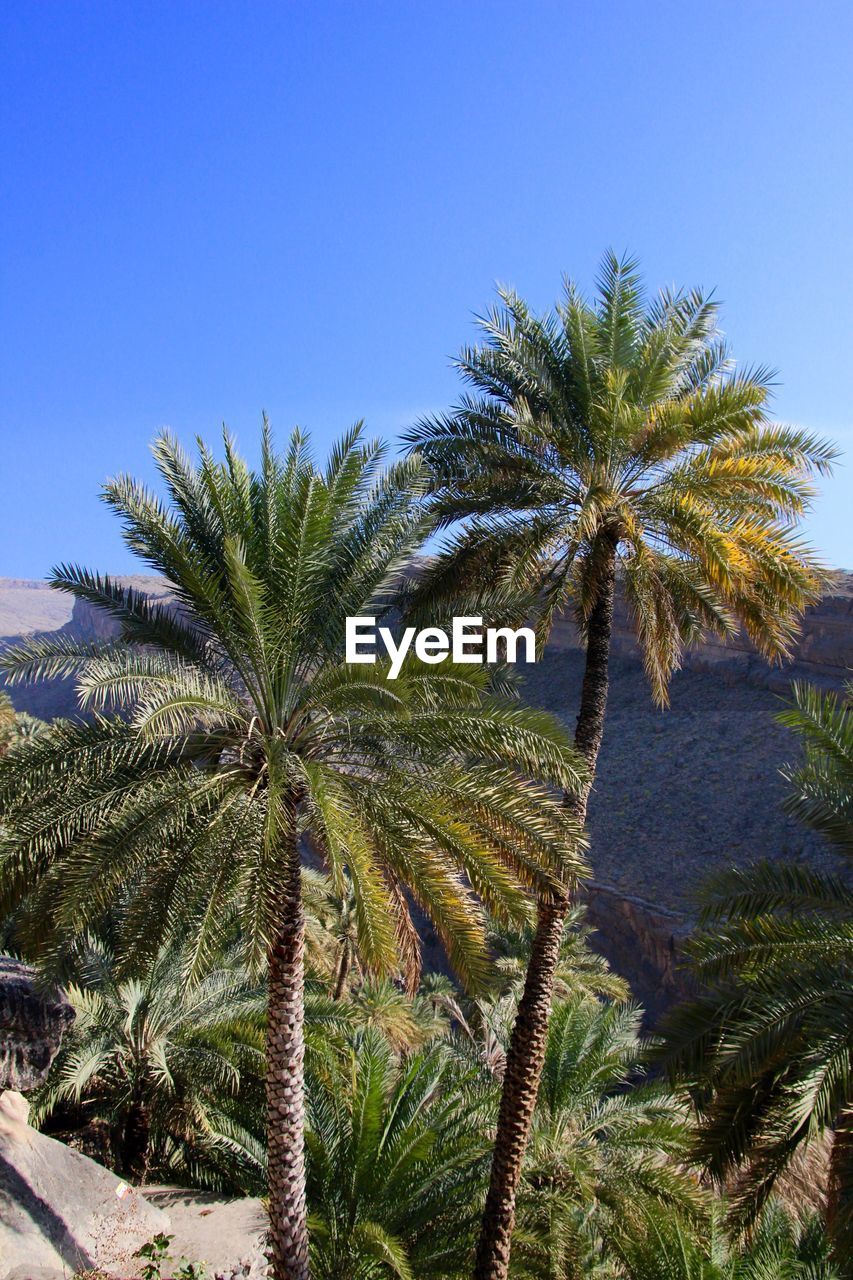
<box><xmin>0</xmin><ymin>257</ymin><xmax>849</xmax><ymax>1280</ymax></box>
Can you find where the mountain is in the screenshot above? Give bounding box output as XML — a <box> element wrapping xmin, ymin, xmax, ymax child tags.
<box><xmin>0</xmin><ymin>580</ymin><xmax>74</xmax><ymax>639</ymax></box>
<box><xmin>2</xmin><ymin>573</ymin><xmax>851</xmax><ymax>1016</ymax></box>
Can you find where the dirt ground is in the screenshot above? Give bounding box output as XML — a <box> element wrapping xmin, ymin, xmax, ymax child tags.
<box><xmin>140</xmin><ymin>1189</ymin><xmax>268</xmax><ymax>1279</ymax></box>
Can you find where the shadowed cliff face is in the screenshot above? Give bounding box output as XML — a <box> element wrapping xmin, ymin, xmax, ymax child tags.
<box><xmin>1</xmin><ymin>574</ymin><xmax>851</xmax><ymax>1017</ymax></box>
<box><xmin>522</xmin><ymin>598</ymin><xmax>851</xmax><ymax>1017</ymax></box>
<box><xmin>0</xmin><ymin>958</ymin><xmax>75</xmax><ymax>1092</ymax></box>
<box><xmin>546</xmin><ymin>570</ymin><xmax>853</xmax><ymax>691</ymax></box>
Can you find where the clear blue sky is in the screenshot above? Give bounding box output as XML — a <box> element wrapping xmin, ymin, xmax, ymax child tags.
<box><xmin>2</xmin><ymin>0</ymin><xmax>851</xmax><ymax>576</ymax></box>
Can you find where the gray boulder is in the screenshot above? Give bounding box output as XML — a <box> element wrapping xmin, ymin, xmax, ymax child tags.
<box><xmin>0</xmin><ymin>1090</ymin><xmax>171</xmax><ymax>1279</ymax></box>
<box><xmin>0</xmin><ymin>957</ymin><xmax>75</xmax><ymax>1091</ymax></box>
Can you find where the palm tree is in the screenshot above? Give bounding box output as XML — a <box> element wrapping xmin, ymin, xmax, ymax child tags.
<box><xmin>659</xmin><ymin>680</ymin><xmax>852</xmax><ymax>1273</ymax></box>
<box><xmin>32</xmin><ymin>935</ymin><xmax>268</xmax><ymax>1190</ymax></box>
<box><xmin>302</xmin><ymin>867</ymin><xmax>362</xmax><ymax>999</ymax></box>
<box><xmin>0</xmin><ymin>423</ymin><xmax>586</xmax><ymax>1279</ymax></box>
<box><xmin>487</xmin><ymin>908</ymin><xmax>628</xmax><ymax>1005</ymax></box>
<box><xmin>613</xmin><ymin>1199</ymin><xmax>839</xmax><ymax>1280</ymax></box>
<box><xmin>433</xmin><ymin>912</ymin><xmax>629</xmax><ymax>1083</ymax></box>
<box><xmin>346</xmin><ymin>977</ymin><xmax>450</xmax><ymax>1052</ymax></box>
<box><xmin>510</xmin><ymin>996</ymin><xmax>702</xmax><ymax>1279</ymax></box>
<box><xmin>306</xmin><ymin>1029</ymin><xmax>490</xmax><ymax>1279</ymax></box>
<box><xmin>0</xmin><ymin>690</ymin><xmax>45</xmax><ymax>755</ymax></box>
<box><xmin>405</xmin><ymin>253</ymin><xmax>836</xmax><ymax>1278</ymax></box>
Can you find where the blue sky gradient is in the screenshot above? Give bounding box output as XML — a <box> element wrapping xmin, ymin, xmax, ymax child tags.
<box><xmin>2</xmin><ymin>0</ymin><xmax>851</xmax><ymax>575</ymax></box>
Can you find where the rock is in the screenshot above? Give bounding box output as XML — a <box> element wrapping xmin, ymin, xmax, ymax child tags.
<box><xmin>0</xmin><ymin>957</ymin><xmax>75</xmax><ymax>1092</ymax></box>
<box><xmin>0</xmin><ymin>1090</ymin><xmax>171</xmax><ymax>1280</ymax></box>
<box><xmin>5</xmin><ymin>1268</ymin><xmax>71</xmax><ymax>1280</ymax></box>
<box><xmin>0</xmin><ymin>1091</ymin><xmax>171</xmax><ymax>1279</ymax></box>
<box><xmin>584</xmin><ymin>882</ymin><xmax>691</xmax><ymax>1024</ymax></box>
<box><xmin>0</xmin><ymin>1090</ymin><xmax>29</xmax><ymax>1125</ymax></box>
<box><xmin>0</xmin><ymin>960</ymin><xmax>134</xmax><ymax>1277</ymax></box>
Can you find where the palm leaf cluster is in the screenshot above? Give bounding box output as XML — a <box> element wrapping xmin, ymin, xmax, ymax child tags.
<box><xmin>0</xmin><ymin>690</ymin><xmax>45</xmax><ymax>756</ymax></box>
<box><xmin>614</xmin><ymin>1199</ymin><xmax>838</xmax><ymax>1280</ymax></box>
<box><xmin>510</xmin><ymin>998</ymin><xmax>701</xmax><ymax>1279</ymax></box>
<box><xmin>486</xmin><ymin>909</ymin><xmax>629</xmax><ymax>1005</ymax></box>
<box><xmin>0</xmin><ymin>423</ymin><xmax>586</xmax><ymax>988</ymax></box>
<box><xmin>659</xmin><ymin>681</ymin><xmax>852</xmax><ymax>1271</ymax></box>
<box><xmin>31</xmin><ymin>935</ymin><xmax>267</xmax><ymax>1190</ymax></box>
<box><xmin>307</xmin><ymin>1030</ymin><xmax>490</xmax><ymax>1279</ymax></box>
<box><xmin>407</xmin><ymin>252</ymin><xmax>833</xmax><ymax>704</ymax></box>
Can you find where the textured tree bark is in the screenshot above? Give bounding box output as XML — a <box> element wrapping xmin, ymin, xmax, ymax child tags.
<box><xmin>474</xmin><ymin>545</ymin><xmax>616</xmax><ymax>1280</ymax></box>
<box><xmin>332</xmin><ymin>942</ymin><xmax>350</xmax><ymax>1000</ymax></box>
<box><xmin>266</xmin><ymin>841</ymin><xmax>310</xmax><ymax>1280</ymax></box>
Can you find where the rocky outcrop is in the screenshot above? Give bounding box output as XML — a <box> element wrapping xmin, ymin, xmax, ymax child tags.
<box><xmin>0</xmin><ymin>1091</ymin><xmax>170</xmax><ymax>1280</ymax></box>
<box><xmin>0</xmin><ymin>576</ymin><xmax>173</xmax><ymax>719</ymax></box>
<box><xmin>0</xmin><ymin>958</ymin><xmax>170</xmax><ymax>1278</ymax></box>
<box><xmin>0</xmin><ymin>958</ymin><xmax>75</xmax><ymax>1092</ymax></box>
<box><xmin>548</xmin><ymin>571</ymin><xmax>853</xmax><ymax>689</ymax></box>
<box><xmin>0</xmin><ymin>581</ymin><xmax>73</xmax><ymax>641</ymax></box>
<box><xmin>583</xmin><ymin>883</ymin><xmax>691</xmax><ymax>1024</ymax></box>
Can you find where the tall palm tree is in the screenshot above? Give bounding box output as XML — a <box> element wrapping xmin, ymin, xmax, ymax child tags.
<box><xmin>405</xmin><ymin>253</ymin><xmax>836</xmax><ymax>1278</ymax></box>
<box><xmin>659</xmin><ymin>680</ymin><xmax>852</xmax><ymax>1273</ymax></box>
<box><xmin>0</xmin><ymin>423</ymin><xmax>586</xmax><ymax>1279</ymax></box>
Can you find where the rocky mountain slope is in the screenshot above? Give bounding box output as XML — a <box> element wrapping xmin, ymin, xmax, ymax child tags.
<box><xmin>0</xmin><ymin>580</ymin><xmax>73</xmax><ymax>638</ymax></box>
<box><xmin>2</xmin><ymin>574</ymin><xmax>850</xmax><ymax>1015</ymax></box>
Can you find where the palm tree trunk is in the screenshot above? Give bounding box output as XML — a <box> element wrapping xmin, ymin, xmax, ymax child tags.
<box><xmin>332</xmin><ymin>943</ymin><xmax>350</xmax><ymax>1000</ymax></box>
<box><xmin>119</xmin><ymin>1096</ymin><xmax>150</xmax><ymax>1182</ymax></box>
<box><xmin>474</xmin><ymin>546</ymin><xmax>616</xmax><ymax>1280</ymax></box>
<box><xmin>266</xmin><ymin>840</ymin><xmax>310</xmax><ymax>1280</ymax></box>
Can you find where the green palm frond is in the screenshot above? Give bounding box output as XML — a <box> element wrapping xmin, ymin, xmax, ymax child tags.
<box><xmin>511</xmin><ymin>994</ymin><xmax>704</xmax><ymax>1279</ymax></box>
<box><xmin>405</xmin><ymin>252</ymin><xmax>835</xmax><ymax>707</ymax></box>
<box><xmin>0</xmin><ymin>421</ymin><xmax>588</xmax><ymax>990</ymax></box>
<box><xmin>307</xmin><ymin>1029</ymin><xmax>489</xmax><ymax>1279</ymax></box>
<box><xmin>779</xmin><ymin>681</ymin><xmax>853</xmax><ymax>853</ymax></box>
<box><xmin>30</xmin><ymin>935</ymin><xmax>268</xmax><ymax>1191</ymax></box>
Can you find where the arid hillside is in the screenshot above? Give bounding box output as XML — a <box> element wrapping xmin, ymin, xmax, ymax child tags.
<box><xmin>0</xmin><ymin>579</ymin><xmax>74</xmax><ymax>638</ymax></box>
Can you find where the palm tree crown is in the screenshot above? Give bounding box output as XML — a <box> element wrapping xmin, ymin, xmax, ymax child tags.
<box><xmin>408</xmin><ymin>251</ymin><xmax>834</xmax><ymax>703</ymax></box>
<box><xmin>0</xmin><ymin>424</ymin><xmax>585</xmax><ymax>983</ymax></box>
<box><xmin>32</xmin><ymin>936</ymin><xmax>267</xmax><ymax>1190</ymax></box>
<box><xmin>511</xmin><ymin>996</ymin><xmax>700</xmax><ymax>1278</ymax></box>
<box><xmin>307</xmin><ymin>1030</ymin><xmax>489</xmax><ymax>1279</ymax></box>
